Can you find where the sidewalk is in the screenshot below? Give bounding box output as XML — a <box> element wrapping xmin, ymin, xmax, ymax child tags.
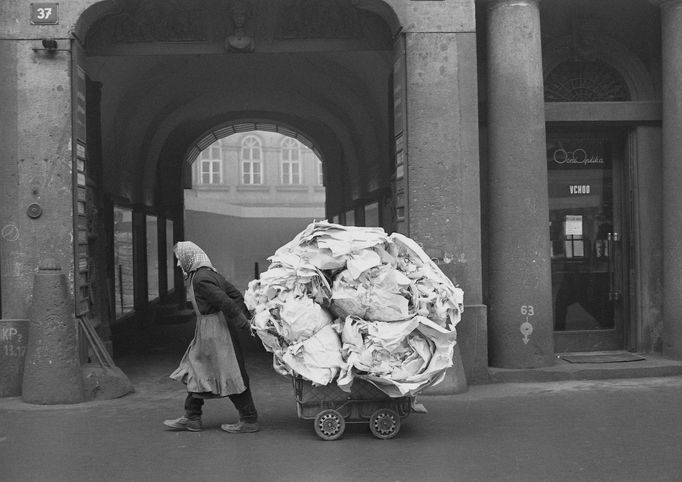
<box><xmin>103</xmin><ymin>317</ymin><xmax>682</xmax><ymax>394</ymax></box>
<box><xmin>488</xmin><ymin>352</ymin><xmax>682</xmax><ymax>383</ymax></box>
<box><xmin>5</xmin><ymin>315</ymin><xmax>682</xmax><ymax>408</ymax></box>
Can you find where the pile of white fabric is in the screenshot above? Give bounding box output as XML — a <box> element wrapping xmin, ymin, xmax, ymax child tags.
<box><xmin>244</xmin><ymin>221</ymin><xmax>464</xmax><ymax>397</ymax></box>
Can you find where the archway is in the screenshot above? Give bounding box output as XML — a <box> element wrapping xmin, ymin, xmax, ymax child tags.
<box><xmin>72</xmin><ymin>0</ymin><xmax>400</xmax><ymax>362</ymax></box>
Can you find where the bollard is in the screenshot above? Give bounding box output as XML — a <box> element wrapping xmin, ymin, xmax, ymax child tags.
<box><xmin>0</xmin><ymin>319</ymin><xmax>29</xmax><ymax>397</ymax></box>
<box><xmin>22</xmin><ymin>259</ymin><xmax>84</xmax><ymax>404</ymax></box>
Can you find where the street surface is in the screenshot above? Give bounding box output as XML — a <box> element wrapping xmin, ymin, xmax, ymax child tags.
<box><xmin>1</xmin><ymin>322</ymin><xmax>681</xmax><ymax>481</ymax></box>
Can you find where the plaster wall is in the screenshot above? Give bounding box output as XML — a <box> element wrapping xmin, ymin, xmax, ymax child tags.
<box><xmin>0</xmin><ymin>40</ymin><xmax>20</xmax><ymax>319</ymax></box>
<box><xmin>0</xmin><ymin>39</ymin><xmax>74</xmax><ymax>320</ymax></box>
<box><xmin>0</xmin><ymin>1</ymin><xmax>85</xmax><ymax>38</ymax></box>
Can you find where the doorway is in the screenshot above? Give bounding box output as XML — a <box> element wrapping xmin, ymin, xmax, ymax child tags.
<box><xmin>548</xmin><ymin>127</ymin><xmax>629</xmax><ymax>352</ymax></box>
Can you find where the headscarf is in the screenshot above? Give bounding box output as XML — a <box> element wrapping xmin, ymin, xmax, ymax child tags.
<box><xmin>173</xmin><ymin>241</ymin><xmax>215</xmax><ymax>277</ymax></box>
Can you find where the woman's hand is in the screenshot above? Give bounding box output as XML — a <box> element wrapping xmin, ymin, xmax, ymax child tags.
<box><xmin>232</xmin><ymin>311</ymin><xmax>250</xmax><ymax>331</ymax></box>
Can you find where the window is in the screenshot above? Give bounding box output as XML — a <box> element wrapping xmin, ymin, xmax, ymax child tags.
<box><xmin>544</xmin><ymin>60</ymin><xmax>630</xmax><ymax>102</ymax></box>
<box><xmin>166</xmin><ymin>219</ymin><xmax>174</xmax><ymax>294</ymax></box>
<box><xmin>241</xmin><ymin>135</ymin><xmax>263</xmax><ymax>184</ymax></box>
<box><xmin>365</xmin><ymin>202</ymin><xmax>379</xmax><ymax>227</ymax></box>
<box><xmin>281</xmin><ymin>137</ymin><xmax>302</xmax><ymax>185</ymax></box>
<box><xmin>113</xmin><ymin>206</ymin><xmax>134</xmax><ymax>317</ymax></box>
<box><xmin>199</xmin><ymin>145</ymin><xmax>222</xmax><ymax>184</ymax></box>
<box><xmin>345</xmin><ymin>209</ymin><xmax>355</xmax><ymax>226</ymax></box>
<box><xmin>316</xmin><ymin>159</ymin><xmax>324</xmax><ymax>186</ymax></box>
<box><xmin>146</xmin><ymin>215</ymin><xmax>159</xmax><ymax>301</ymax></box>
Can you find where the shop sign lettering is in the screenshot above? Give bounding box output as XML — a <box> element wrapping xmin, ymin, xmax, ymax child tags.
<box><xmin>553</xmin><ymin>148</ymin><xmax>604</xmax><ymax>166</ymax></box>
<box><xmin>569</xmin><ymin>185</ymin><xmax>591</xmax><ymax>194</ymax></box>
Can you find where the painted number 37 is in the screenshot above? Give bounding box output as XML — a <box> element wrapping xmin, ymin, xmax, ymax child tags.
<box><xmin>31</xmin><ymin>4</ymin><xmax>58</xmax><ymax>24</ymax></box>
<box><xmin>35</xmin><ymin>7</ymin><xmax>53</xmax><ymax>19</ymax></box>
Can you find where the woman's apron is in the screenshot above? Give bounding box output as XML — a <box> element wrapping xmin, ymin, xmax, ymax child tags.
<box><xmin>170</xmin><ymin>276</ymin><xmax>246</xmax><ymax>396</ymax></box>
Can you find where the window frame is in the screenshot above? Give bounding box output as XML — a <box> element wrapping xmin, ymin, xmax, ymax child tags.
<box><xmin>198</xmin><ymin>144</ymin><xmax>223</xmax><ymax>185</ymax></box>
<box><xmin>280</xmin><ymin>137</ymin><xmax>302</xmax><ymax>185</ymax></box>
<box><xmin>241</xmin><ymin>135</ymin><xmax>263</xmax><ymax>185</ymax></box>
<box><xmin>316</xmin><ymin>158</ymin><xmax>324</xmax><ymax>186</ymax></box>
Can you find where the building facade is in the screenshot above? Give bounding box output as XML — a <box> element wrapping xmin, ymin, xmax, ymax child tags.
<box><xmin>185</xmin><ymin>131</ymin><xmax>326</xmax><ymax>290</ymax></box>
<box><xmin>1</xmin><ymin>0</ymin><xmax>681</xmax><ymax>392</ymax></box>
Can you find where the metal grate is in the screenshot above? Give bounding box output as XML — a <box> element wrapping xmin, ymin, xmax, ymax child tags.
<box><xmin>544</xmin><ymin>60</ymin><xmax>630</xmax><ymax>102</ymax></box>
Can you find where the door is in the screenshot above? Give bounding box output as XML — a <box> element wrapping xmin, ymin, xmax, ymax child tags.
<box><xmin>391</xmin><ymin>33</ymin><xmax>408</xmax><ymax>235</ymax></box>
<box><xmin>548</xmin><ymin>128</ymin><xmax>628</xmax><ymax>352</ymax></box>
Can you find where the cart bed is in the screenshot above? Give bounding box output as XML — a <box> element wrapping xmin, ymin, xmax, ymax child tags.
<box><xmin>292</xmin><ymin>376</ymin><xmax>411</xmax><ymax>440</ymax></box>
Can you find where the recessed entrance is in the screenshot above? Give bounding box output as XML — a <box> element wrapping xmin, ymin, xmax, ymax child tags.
<box><xmin>71</xmin><ymin>0</ymin><xmax>401</xmax><ymax>364</ymax></box>
<box><xmin>548</xmin><ymin>128</ymin><xmax>629</xmax><ymax>352</ymax></box>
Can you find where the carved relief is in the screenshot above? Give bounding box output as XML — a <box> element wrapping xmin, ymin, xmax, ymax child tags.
<box><xmin>275</xmin><ymin>0</ymin><xmax>361</xmax><ymax>39</ymax></box>
<box><xmin>112</xmin><ymin>0</ymin><xmax>207</xmax><ymax>43</ymax></box>
<box><xmin>226</xmin><ymin>0</ymin><xmax>255</xmax><ymax>52</ymax></box>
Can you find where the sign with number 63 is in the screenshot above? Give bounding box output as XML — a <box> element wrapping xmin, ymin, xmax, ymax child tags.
<box><xmin>31</xmin><ymin>3</ymin><xmax>59</xmax><ymax>25</ymax></box>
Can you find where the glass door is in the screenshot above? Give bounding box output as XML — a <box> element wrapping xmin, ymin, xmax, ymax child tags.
<box><xmin>548</xmin><ymin>129</ymin><xmax>627</xmax><ymax>352</ymax></box>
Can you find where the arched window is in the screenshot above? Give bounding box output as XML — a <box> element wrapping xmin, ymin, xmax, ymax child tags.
<box><xmin>544</xmin><ymin>60</ymin><xmax>630</xmax><ymax>102</ymax></box>
<box><xmin>198</xmin><ymin>144</ymin><xmax>222</xmax><ymax>184</ymax></box>
<box><xmin>280</xmin><ymin>137</ymin><xmax>302</xmax><ymax>185</ymax></box>
<box><xmin>241</xmin><ymin>135</ymin><xmax>263</xmax><ymax>185</ymax></box>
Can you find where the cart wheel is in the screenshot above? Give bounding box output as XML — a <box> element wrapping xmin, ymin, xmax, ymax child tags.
<box><xmin>314</xmin><ymin>409</ymin><xmax>346</xmax><ymax>441</ymax></box>
<box><xmin>369</xmin><ymin>409</ymin><xmax>400</xmax><ymax>439</ymax></box>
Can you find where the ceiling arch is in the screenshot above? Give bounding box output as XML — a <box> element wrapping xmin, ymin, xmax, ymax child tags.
<box><xmin>97</xmin><ymin>53</ymin><xmax>390</xmax><ymax>206</ymax></box>
<box><xmin>185</xmin><ymin>121</ymin><xmax>324</xmax><ymax>166</ymax></box>
<box><xmin>76</xmin><ymin>0</ymin><xmax>398</xmax><ymax>213</ymax></box>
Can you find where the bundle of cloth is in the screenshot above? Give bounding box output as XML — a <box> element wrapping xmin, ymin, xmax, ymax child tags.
<box><xmin>244</xmin><ymin>221</ymin><xmax>464</xmax><ymax>397</ymax></box>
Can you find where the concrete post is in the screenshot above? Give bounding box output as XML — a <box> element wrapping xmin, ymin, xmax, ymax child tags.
<box><xmin>657</xmin><ymin>0</ymin><xmax>682</xmax><ymax>359</ymax></box>
<box><xmin>22</xmin><ymin>260</ymin><xmax>84</xmax><ymax>404</ymax></box>
<box><xmin>486</xmin><ymin>0</ymin><xmax>554</xmax><ymax>368</ymax></box>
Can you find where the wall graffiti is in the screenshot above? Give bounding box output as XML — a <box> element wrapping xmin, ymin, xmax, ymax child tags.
<box><xmin>1</xmin><ymin>224</ymin><xmax>20</xmax><ymax>242</ymax></box>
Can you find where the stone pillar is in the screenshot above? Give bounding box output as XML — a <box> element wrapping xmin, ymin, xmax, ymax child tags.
<box><xmin>402</xmin><ymin>29</ymin><xmax>485</xmax><ymax>390</ymax></box>
<box><xmin>0</xmin><ymin>32</ymin><xmax>74</xmax><ymax>321</ymax></box>
<box><xmin>486</xmin><ymin>0</ymin><xmax>554</xmax><ymax>368</ymax></box>
<box><xmin>657</xmin><ymin>0</ymin><xmax>682</xmax><ymax>358</ymax></box>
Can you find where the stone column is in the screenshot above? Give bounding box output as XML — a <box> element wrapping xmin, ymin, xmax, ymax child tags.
<box><xmin>402</xmin><ymin>29</ymin><xmax>486</xmax><ymax>388</ymax></box>
<box><xmin>486</xmin><ymin>0</ymin><xmax>554</xmax><ymax>368</ymax></box>
<box><xmin>0</xmin><ymin>35</ymin><xmax>74</xmax><ymax>320</ymax></box>
<box><xmin>656</xmin><ymin>0</ymin><xmax>682</xmax><ymax>358</ymax></box>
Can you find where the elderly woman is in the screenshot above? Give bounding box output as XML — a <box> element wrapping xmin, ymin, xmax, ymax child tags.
<box><xmin>163</xmin><ymin>241</ymin><xmax>259</xmax><ymax>433</ymax></box>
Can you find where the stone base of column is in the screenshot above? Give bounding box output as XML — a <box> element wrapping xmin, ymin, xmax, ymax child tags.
<box><xmin>82</xmin><ymin>364</ymin><xmax>134</xmax><ymax>401</ymax></box>
<box><xmin>22</xmin><ymin>261</ymin><xmax>85</xmax><ymax>404</ymax></box>
<box><xmin>423</xmin><ymin>344</ymin><xmax>468</xmax><ymax>395</ymax></box>
<box><xmin>457</xmin><ymin>304</ymin><xmax>489</xmax><ymax>384</ymax></box>
<box><xmin>423</xmin><ymin>304</ymin><xmax>490</xmax><ymax>394</ymax></box>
